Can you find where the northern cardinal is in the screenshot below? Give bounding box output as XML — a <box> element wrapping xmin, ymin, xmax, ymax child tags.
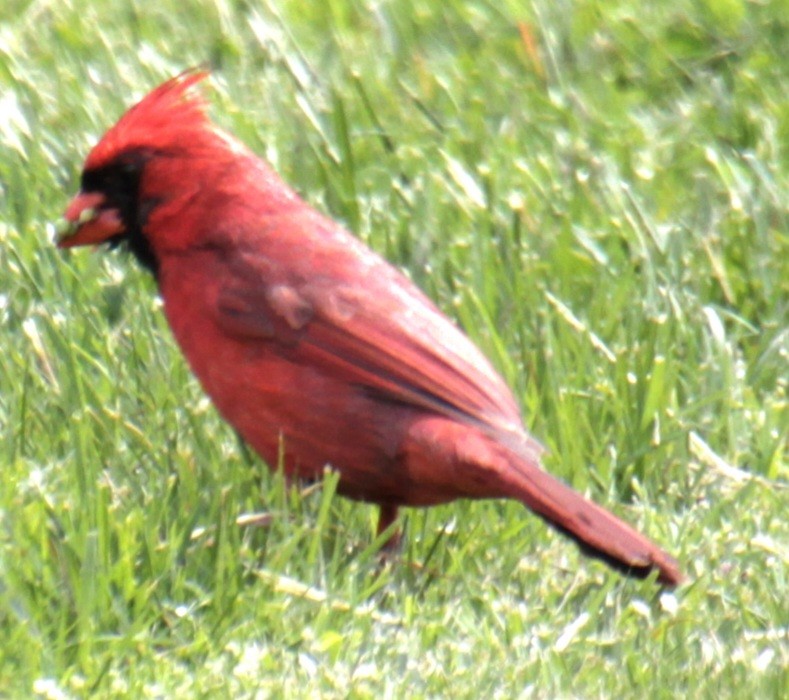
<box><xmin>58</xmin><ymin>71</ymin><xmax>682</xmax><ymax>585</ymax></box>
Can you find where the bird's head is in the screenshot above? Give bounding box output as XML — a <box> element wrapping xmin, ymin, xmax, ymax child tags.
<box><xmin>57</xmin><ymin>69</ymin><xmax>243</xmax><ymax>274</ymax></box>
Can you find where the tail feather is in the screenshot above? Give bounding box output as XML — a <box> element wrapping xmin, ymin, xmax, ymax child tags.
<box><xmin>508</xmin><ymin>458</ymin><xmax>682</xmax><ymax>586</ymax></box>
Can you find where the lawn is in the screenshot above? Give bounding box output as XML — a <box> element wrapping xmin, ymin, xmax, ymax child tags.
<box><xmin>1</xmin><ymin>0</ymin><xmax>787</xmax><ymax>697</ymax></box>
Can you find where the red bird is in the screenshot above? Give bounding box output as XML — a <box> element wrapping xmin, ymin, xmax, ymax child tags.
<box><xmin>58</xmin><ymin>71</ymin><xmax>681</xmax><ymax>585</ymax></box>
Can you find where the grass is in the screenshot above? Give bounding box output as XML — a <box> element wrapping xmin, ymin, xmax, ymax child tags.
<box><xmin>1</xmin><ymin>0</ymin><xmax>787</xmax><ymax>697</ymax></box>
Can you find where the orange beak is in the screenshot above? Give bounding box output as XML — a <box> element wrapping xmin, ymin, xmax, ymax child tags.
<box><xmin>56</xmin><ymin>191</ymin><xmax>125</xmax><ymax>248</ymax></box>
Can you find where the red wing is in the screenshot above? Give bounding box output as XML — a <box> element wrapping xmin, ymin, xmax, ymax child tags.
<box><xmin>214</xmin><ymin>246</ymin><xmax>542</xmax><ymax>462</ymax></box>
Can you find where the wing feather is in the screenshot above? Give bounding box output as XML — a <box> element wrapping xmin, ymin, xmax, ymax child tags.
<box><xmin>212</xmin><ymin>221</ymin><xmax>541</xmax><ymax>462</ymax></box>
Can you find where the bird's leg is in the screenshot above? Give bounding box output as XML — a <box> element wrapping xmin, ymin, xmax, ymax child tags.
<box><xmin>376</xmin><ymin>504</ymin><xmax>401</xmax><ymax>552</ymax></box>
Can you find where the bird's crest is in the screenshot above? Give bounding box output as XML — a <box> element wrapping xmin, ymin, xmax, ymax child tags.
<box><xmin>85</xmin><ymin>68</ymin><xmax>211</xmax><ymax>169</ymax></box>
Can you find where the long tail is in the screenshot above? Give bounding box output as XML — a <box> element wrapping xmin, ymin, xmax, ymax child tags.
<box><xmin>506</xmin><ymin>456</ymin><xmax>682</xmax><ymax>585</ymax></box>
